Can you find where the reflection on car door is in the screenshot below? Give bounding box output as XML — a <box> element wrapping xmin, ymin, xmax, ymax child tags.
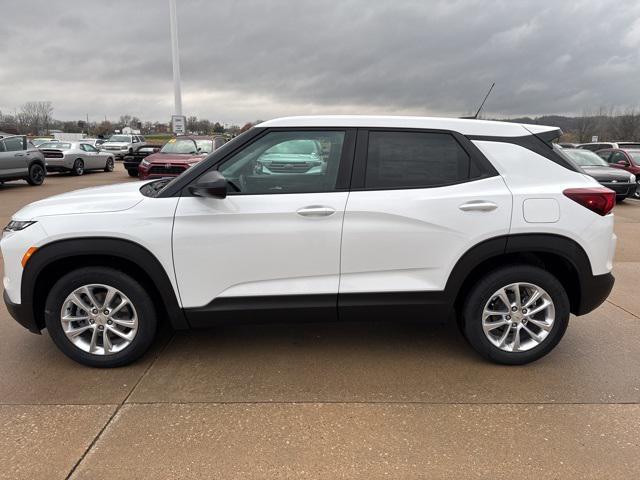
<box><xmin>0</xmin><ymin>137</ymin><xmax>29</xmax><ymax>179</ymax></box>
<box><xmin>172</xmin><ymin>129</ymin><xmax>355</xmax><ymax>324</ymax></box>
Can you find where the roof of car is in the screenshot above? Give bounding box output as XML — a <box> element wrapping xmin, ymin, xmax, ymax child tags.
<box><xmin>257</xmin><ymin>115</ymin><xmax>557</xmax><ymax>138</ymax></box>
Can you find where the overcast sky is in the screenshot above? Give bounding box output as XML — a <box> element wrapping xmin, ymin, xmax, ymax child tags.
<box><xmin>1</xmin><ymin>0</ymin><xmax>640</xmax><ymax>124</ymax></box>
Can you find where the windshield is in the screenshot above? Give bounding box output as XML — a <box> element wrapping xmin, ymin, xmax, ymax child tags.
<box><xmin>264</xmin><ymin>140</ymin><xmax>319</xmax><ymax>155</ymax></box>
<box><xmin>563</xmin><ymin>149</ymin><xmax>609</xmax><ymax>167</ymax></box>
<box><xmin>160</xmin><ymin>138</ymin><xmax>199</xmax><ymax>154</ymax></box>
<box><xmin>107</xmin><ymin>135</ymin><xmax>131</xmax><ymax>142</ymax></box>
<box><xmin>39</xmin><ymin>142</ymin><xmax>71</xmax><ymax>149</ymax></box>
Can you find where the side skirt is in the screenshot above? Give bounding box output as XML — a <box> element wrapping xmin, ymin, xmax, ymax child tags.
<box><xmin>183</xmin><ymin>292</ymin><xmax>452</xmax><ymax>327</ymax></box>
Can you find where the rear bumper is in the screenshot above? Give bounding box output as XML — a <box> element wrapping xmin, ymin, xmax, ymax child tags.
<box><xmin>575</xmin><ymin>272</ymin><xmax>615</xmax><ymax>316</ymax></box>
<box><xmin>3</xmin><ymin>290</ymin><xmax>40</xmax><ymax>334</ymax></box>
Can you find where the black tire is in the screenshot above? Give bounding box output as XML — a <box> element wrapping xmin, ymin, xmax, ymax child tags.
<box><xmin>26</xmin><ymin>163</ymin><xmax>45</xmax><ymax>186</ymax></box>
<box><xmin>44</xmin><ymin>267</ymin><xmax>157</xmax><ymax>367</ymax></box>
<box><xmin>127</xmin><ymin>169</ymin><xmax>138</xmax><ymax>177</ymax></box>
<box><xmin>72</xmin><ymin>159</ymin><xmax>84</xmax><ymax>176</ymax></box>
<box><xmin>104</xmin><ymin>157</ymin><xmax>115</xmax><ymax>172</ymax></box>
<box><xmin>462</xmin><ymin>265</ymin><xmax>570</xmax><ymax>365</ymax></box>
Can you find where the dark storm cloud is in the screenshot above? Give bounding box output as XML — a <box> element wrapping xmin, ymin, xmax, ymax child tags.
<box><xmin>1</xmin><ymin>0</ymin><xmax>640</xmax><ymax>123</ymax></box>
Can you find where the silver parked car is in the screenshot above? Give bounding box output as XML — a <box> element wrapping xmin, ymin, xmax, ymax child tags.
<box><xmin>0</xmin><ymin>135</ymin><xmax>46</xmax><ymax>185</ymax></box>
<box><xmin>38</xmin><ymin>141</ymin><xmax>115</xmax><ymax>176</ymax></box>
<box><xmin>100</xmin><ymin>134</ymin><xmax>146</xmax><ymax>159</ymax></box>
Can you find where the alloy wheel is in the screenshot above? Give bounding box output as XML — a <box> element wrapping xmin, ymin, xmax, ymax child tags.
<box><xmin>482</xmin><ymin>282</ymin><xmax>555</xmax><ymax>352</ymax></box>
<box><xmin>60</xmin><ymin>284</ymin><xmax>138</xmax><ymax>355</ymax></box>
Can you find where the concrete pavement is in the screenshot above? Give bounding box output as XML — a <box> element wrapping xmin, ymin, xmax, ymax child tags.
<box><xmin>1</xmin><ymin>166</ymin><xmax>639</xmax><ymax>479</ymax></box>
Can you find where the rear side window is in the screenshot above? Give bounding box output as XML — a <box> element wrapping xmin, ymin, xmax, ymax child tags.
<box><xmin>365</xmin><ymin>131</ymin><xmax>471</xmax><ymax>189</ymax></box>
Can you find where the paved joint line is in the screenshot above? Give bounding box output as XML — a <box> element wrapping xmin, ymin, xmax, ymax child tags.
<box><xmin>2</xmin><ymin>400</ymin><xmax>640</xmax><ymax>407</ymax></box>
<box><xmin>605</xmin><ymin>298</ymin><xmax>640</xmax><ymax>320</ymax></box>
<box><xmin>64</xmin><ymin>331</ymin><xmax>176</xmax><ymax>480</ymax></box>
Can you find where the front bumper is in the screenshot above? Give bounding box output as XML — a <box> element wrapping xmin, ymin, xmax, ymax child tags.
<box><xmin>600</xmin><ymin>181</ymin><xmax>637</xmax><ymax>198</ymax></box>
<box><xmin>3</xmin><ymin>290</ymin><xmax>40</xmax><ymax>334</ymax></box>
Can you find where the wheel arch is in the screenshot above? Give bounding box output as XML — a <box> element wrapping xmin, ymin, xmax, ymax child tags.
<box><xmin>447</xmin><ymin>234</ymin><xmax>594</xmax><ymax>316</ymax></box>
<box><xmin>22</xmin><ymin>237</ymin><xmax>188</xmax><ymax>331</ymax></box>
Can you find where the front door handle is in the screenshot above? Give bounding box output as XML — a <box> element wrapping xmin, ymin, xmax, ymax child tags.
<box><xmin>459</xmin><ymin>201</ymin><xmax>498</xmax><ymax>212</ymax></box>
<box><xmin>297</xmin><ymin>206</ymin><xmax>336</xmax><ymax>217</ymax></box>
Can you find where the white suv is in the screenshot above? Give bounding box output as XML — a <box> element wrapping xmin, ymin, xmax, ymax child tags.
<box><xmin>1</xmin><ymin>116</ymin><xmax>616</xmax><ymax>367</ymax></box>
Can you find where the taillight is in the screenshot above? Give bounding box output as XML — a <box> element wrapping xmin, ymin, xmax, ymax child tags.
<box><xmin>563</xmin><ymin>188</ymin><xmax>615</xmax><ymax>216</ymax></box>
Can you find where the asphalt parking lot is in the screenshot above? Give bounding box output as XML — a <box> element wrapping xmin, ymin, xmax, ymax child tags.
<box><xmin>1</xmin><ymin>164</ymin><xmax>639</xmax><ymax>479</ymax></box>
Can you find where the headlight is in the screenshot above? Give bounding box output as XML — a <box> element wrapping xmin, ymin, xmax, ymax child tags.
<box><xmin>141</xmin><ymin>160</ymin><xmax>150</xmax><ymax>167</ymax></box>
<box><xmin>4</xmin><ymin>220</ymin><xmax>36</xmax><ymax>232</ymax></box>
<box><xmin>121</xmin><ymin>145</ymin><xmax>129</xmax><ymax>150</ymax></box>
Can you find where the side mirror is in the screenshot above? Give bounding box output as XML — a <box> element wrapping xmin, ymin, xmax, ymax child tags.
<box><xmin>189</xmin><ymin>170</ymin><xmax>228</xmax><ymax>198</ymax></box>
<box><xmin>618</xmin><ymin>160</ymin><xmax>629</xmax><ymax>166</ymax></box>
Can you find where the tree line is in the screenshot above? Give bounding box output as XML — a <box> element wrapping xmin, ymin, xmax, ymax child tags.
<box><xmin>0</xmin><ymin>101</ymin><xmax>253</xmax><ymax>137</ymax></box>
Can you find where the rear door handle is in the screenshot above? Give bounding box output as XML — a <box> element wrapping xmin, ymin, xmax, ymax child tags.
<box><xmin>459</xmin><ymin>201</ymin><xmax>498</xmax><ymax>212</ymax></box>
<box><xmin>14</xmin><ymin>153</ymin><xmax>25</xmax><ymax>157</ymax></box>
<box><xmin>297</xmin><ymin>206</ymin><xmax>336</xmax><ymax>217</ymax></box>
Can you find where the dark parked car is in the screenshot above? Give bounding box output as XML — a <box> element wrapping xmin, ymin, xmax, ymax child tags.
<box><xmin>596</xmin><ymin>148</ymin><xmax>640</xmax><ymax>198</ymax></box>
<box><xmin>123</xmin><ymin>144</ymin><xmax>162</xmax><ymax>177</ymax></box>
<box><xmin>0</xmin><ymin>135</ymin><xmax>46</xmax><ymax>186</ymax></box>
<box><xmin>562</xmin><ymin>148</ymin><xmax>636</xmax><ymax>201</ymax></box>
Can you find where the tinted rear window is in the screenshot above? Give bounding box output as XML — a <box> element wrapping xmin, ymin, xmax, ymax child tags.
<box><xmin>365</xmin><ymin>131</ymin><xmax>471</xmax><ymax>189</ymax></box>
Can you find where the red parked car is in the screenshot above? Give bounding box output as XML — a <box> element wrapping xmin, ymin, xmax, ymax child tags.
<box><xmin>596</xmin><ymin>148</ymin><xmax>640</xmax><ymax>198</ymax></box>
<box><xmin>138</xmin><ymin>136</ymin><xmax>225</xmax><ymax>180</ymax></box>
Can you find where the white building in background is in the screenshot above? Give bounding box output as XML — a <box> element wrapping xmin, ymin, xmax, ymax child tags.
<box><xmin>122</xmin><ymin>126</ymin><xmax>141</xmax><ymax>135</ymax></box>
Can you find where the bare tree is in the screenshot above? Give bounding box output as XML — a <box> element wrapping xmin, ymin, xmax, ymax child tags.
<box><xmin>17</xmin><ymin>101</ymin><xmax>53</xmax><ymax>135</ymax></box>
<box><xmin>615</xmin><ymin>108</ymin><xmax>640</xmax><ymax>141</ymax></box>
<box><xmin>576</xmin><ymin>109</ymin><xmax>597</xmax><ymax>143</ymax></box>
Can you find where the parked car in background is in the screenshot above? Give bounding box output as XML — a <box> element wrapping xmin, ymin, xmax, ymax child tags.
<box><xmin>578</xmin><ymin>141</ymin><xmax>640</xmax><ymax>151</ymax></box>
<box><xmin>31</xmin><ymin>137</ymin><xmax>57</xmax><ymax>147</ymax></box>
<box><xmin>0</xmin><ymin>135</ymin><xmax>46</xmax><ymax>186</ymax></box>
<box><xmin>561</xmin><ymin>148</ymin><xmax>636</xmax><ymax>201</ymax></box>
<box><xmin>138</xmin><ymin>136</ymin><xmax>221</xmax><ymax>180</ymax></box>
<box><xmin>123</xmin><ymin>144</ymin><xmax>162</xmax><ymax>177</ymax></box>
<box><xmin>99</xmin><ymin>134</ymin><xmax>146</xmax><ymax>159</ymax></box>
<box><xmin>39</xmin><ymin>141</ymin><xmax>115</xmax><ymax>175</ymax></box>
<box><xmin>596</xmin><ymin>148</ymin><xmax>640</xmax><ymax>198</ymax></box>
<box><xmin>79</xmin><ymin>138</ymin><xmax>107</xmax><ymax>148</ymax></box>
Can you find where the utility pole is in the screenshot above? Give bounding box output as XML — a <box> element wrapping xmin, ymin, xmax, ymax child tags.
<box><xmin>169</xmin><ymin>0</ymin><xmax>183</xmax><ymax>117</ymax></box>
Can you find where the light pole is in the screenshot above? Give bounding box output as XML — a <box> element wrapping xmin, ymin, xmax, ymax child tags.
<box><xmin>169</xmin><ymin>0</ymin><xmax>185</xmax><ymax>134</ymax></box>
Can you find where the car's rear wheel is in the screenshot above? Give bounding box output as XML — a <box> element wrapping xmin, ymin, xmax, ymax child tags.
<box><xmin>462</xmin><ymin>265</ymin><xmax>570</xmax><ymax>365</ymax></box>
<box><xmin>26</xmin><ymin>163</ymin><xmax>45</xmax><ymax>186</ymax></box>
<box><xmin>72</xmin><ymin>159</ymin><xmax>84</xmax><ymax>176</ymax></box>
<box><xmin>104</xmin><ymin>157</ymin><xmax>114</xmax><ymax>172</ymax></box>
<box><xmin>127</xmin><ymin>169</ymin><xmax>138</xmax><ymax>177</ymax></box>
<box><xmin>44</xmin><ymin>267</ymin><xmax>157</xmax><ymax>367</ymax></box>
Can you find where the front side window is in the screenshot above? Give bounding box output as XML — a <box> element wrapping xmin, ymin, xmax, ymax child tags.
<box><xmin>365</xmin><ymin>131</ymin><xmax>471</xmax><ymax>189</ymax></box>
<box><xmin>610</xmin><ymin>152</ymin><xmax>629</xmax><ymax>164</ymax></box>
<box><xmin>3</xmin><ymin>137</ymin><xmax>25</xmax><ymax>152</ymax></box>
<box><xmin>218</xmin><ymin>131</ymin><xmax>345</xmax><ymax>194</ymax></box>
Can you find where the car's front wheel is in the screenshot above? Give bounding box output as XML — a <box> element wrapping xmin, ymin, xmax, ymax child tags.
<box><xmin>104</xmin><ymin>157</ymin><xmax>114</xmax><ymax>172</ymax></box>
<box><xmin>462</xmin><ymin>265</ymin><xmax>570</xmax><ymax>365</ymax></box>
<box><xmin>44</xmin><ymin>267</ymin><xmax>157</xmax><ymax>367</ymax></box>
<box><xmin>26</xmin><ymin>163</ymin><xmax>45</xmax><ymax>186</ymax></box>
